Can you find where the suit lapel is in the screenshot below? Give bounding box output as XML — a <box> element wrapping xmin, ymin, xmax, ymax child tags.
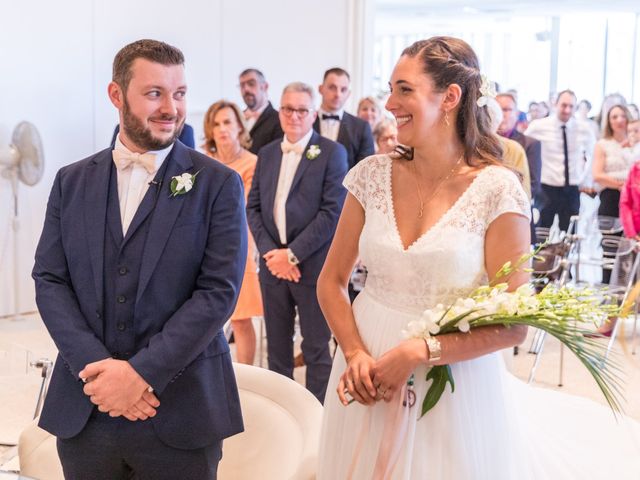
<box><xmin>288</xmin><ymin>131</ymin><xmax>319</xmax><ymax>197</ymax></box>
<box><xmin>313</xmin><ymin>116</ymin><xmax>321</xmax><ymax>135</ymax></box>
<box><xmin>336</xmin><ymin>113</ymin><xmax>350</xmax><ymax>148</ymax></box>
<box><xmin>264</xmin><ymin>147</ymin><xmax>281</xmax><ymax>227</ymax></box>
<box><xmin>84</xmin><ymin>150</ymin><xmax>113</xmax><ymax>311</ymax></box>
<box><xmin>250</xmin><ymin>102</ymin><xmax>273</xmax><ymax>135</ymax></box>
<box><xmin>136</xmin><ymin>143</ymin><xmax>192</xmax><ymax>303</ymax></box>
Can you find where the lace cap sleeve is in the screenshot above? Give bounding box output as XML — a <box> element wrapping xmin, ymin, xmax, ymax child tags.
<box><xmin>342</xmin><ymin>160</ymin><xmax>368</xmax><ymax>208</ymax></box>
<box><xmin>485</xmin><ymin>167</ymin><xmax>532</xmax><ymax>225</ymax></box>
<box><xmin>343</xmin><ymin>154</ymin><xmax>391</xmax><ymax>210</ymax></box>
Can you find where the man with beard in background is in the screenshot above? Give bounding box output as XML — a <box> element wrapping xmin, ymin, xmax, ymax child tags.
<box><xmin>239</xmin><ymin>68</ymin><xmax>284</xmax><ymax>154</ymax></box>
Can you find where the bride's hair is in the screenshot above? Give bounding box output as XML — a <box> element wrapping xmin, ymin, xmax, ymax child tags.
<box><xmin>401</xmin><ymin>36</ymin><xmax>502</xmax><ymax>167</ymax></box>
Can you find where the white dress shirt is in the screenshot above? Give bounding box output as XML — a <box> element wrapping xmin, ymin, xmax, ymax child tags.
<box><xmin>319</xmin><ymin>109</ymin><xmax>343</xmax><ymax>142</ymax></box>
<box><xmin>525</xmin><ymin>116</ymin><xmax>596</xmax><ymax>187</ymax></box>
<box><xmin>113</xmin><ymin>136</ymin><xmax>173</xmax><ymax>235</ymax></box>
<box><xmin>273</xmin><ymin>129</ymin><xmax>313</xmax><ymax>245</ymax></box>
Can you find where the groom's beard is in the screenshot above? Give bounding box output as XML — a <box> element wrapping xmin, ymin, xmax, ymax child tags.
<box><xmin>121</xmin><ymin>98</ymin><xmax>184</xmax><ymax>151</ymax></box>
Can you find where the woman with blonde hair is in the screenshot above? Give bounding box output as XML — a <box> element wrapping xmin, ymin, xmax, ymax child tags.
<box><xmin>203</xmin><ymin>100</ymin><xmax>263</xmax><ymax>364</ymax></box>
<box><xmin>357</xmin><ymin>96</ymin><xmax>382</xmax><ymax>130</ymax></box>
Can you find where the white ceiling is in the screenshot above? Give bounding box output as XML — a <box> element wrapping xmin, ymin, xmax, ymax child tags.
<box><xmin>376</xmin><ymin>0</ymin><xmax>640</xmax><ymax>17</ymax></box>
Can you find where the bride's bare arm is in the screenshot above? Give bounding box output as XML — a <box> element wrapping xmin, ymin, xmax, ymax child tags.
<box><xmin>317</xmin><ymin>194</ymin><xmax>378</xmax><ymax>405</ymax></box>
<box><xmin>372</xmin><ymin>212</ymin><xmax>531</xmax><ymax>397</ymax></box>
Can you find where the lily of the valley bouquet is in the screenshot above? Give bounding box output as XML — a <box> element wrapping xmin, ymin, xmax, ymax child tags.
<box><xmin>403</xmin><ymin>254</ymin><xmax>626</xmax><ymax>417</ymax></box>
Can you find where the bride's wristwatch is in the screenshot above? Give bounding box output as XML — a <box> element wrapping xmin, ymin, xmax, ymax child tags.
<box><xmin>424</xmin><ymin>336</ymin><xmax>442</xmax><ymax>363</ymax></box>
<box><xmin>287</xmin><ymin>248</ymin><xmax>300</xmax><ymax>266</ymax></box>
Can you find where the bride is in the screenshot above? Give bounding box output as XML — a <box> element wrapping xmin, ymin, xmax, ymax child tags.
<box><xmin>317</xmin><ymin>36</ymin><xmax>640</xmax><ymax>479</ymax></box>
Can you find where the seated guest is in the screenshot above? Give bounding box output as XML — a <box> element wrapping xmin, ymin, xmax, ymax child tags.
<box><xmin>497</xmin><ymin>93</ymin><xmax>542</xmax><ymax>203</ymax></box>
<box><xmin>528</xmin><ymin>101</ymin><xmax>541</xmax><ymax>121</ymax></box>
<box><xmin>238</xmin><ymin>68</ymin><xmax>284</xmax><ymax>154</ymax></box>
<box><xmin>487</xmin><ymin>98</ymin><xmax>531</xmax><ymax>198</ymax></box>
<box><xmin>356</xmin><ymin>96</ymin><xmax>381</xmax><ymax>130</ymax></box>
<box><xmin>203</xmin><ymin>100</ymin><xmax>263</xmax><ymax>365</ymax></box>
<box><xmin>372</xmin><ymin>117</ymin><xmax>398</xmax><ymax>154</ymax></box>
<box><xmin>314</xmin><ymin>67</ymin><xmax>375</xmax><ymax>170</ymax></box>
<box><xmin>110</xmin><ymin>122</ymin><xmax>195</xmax><ymax>148</ymax></box>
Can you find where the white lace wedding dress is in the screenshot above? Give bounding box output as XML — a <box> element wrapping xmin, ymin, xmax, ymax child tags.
<box><xmin>318</xmin><ymin>155</ymin><xmax>640</xmax><ymax>480</ymax></box>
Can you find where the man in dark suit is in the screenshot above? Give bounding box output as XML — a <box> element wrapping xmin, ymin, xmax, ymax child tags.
<box><xmin>110</xmin><ymin>122</ymin><xmax>195</xmax><ymax>148</ymax></box>
<box><xmin>239</xmin><ymin>68</ymin><xmax>284</xmax><ymax>154</ymax></box>
<box><xmin>32</xmin><ymin>39</ymin><xmax>246</xmax><ymax>480</ymax></box>
<box><xmin>247</xmin><ymin>82</ymin><xmax>347</xmax><ymax>403</ymax></box>
<box><xmin>313</xmin><ymin>67</ymin><xmax>375</xmax><ymax>170</ymax></box>
<box><xmin>497</xmin><ymin>92</ymin><xmax>542</xmax><ymax>243</ymax></box>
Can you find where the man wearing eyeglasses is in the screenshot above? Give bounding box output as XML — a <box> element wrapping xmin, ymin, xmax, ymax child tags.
<box><xmin>238</xmin><ymin>68</ymin><xmax>284</xmax><ymax>154</ymax></box>
<box><xmin>247</xmin><ymin>82</ymin><xmax>347</xmax><ymax>402</ymax></box>
<box><xmin>314</xmin><ymin>67</ymin><xmax>375</xmax><ymax>170</ymax></box>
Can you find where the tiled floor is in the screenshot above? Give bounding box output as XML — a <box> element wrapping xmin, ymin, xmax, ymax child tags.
<box><xmin>1</xmin><ymin>313</ymin><xmax>639</xmax><ymax>471</ymax></box>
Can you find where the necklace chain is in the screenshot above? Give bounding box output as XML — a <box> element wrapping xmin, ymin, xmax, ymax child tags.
<box><xmin>411</xmin><ymin>154</ymin><xmax>463</xmax><ymax>219</ymax></box>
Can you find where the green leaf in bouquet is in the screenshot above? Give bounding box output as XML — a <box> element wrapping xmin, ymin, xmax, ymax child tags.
<box><xmin>421</xmin><ymin>365</ymin><xmax>455</xmax><ymax>418</ymax></box>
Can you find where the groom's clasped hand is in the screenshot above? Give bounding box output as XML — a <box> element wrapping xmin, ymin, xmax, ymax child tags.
<box><xmin>80</xmin><ymin>358</ymin><xmax>160</xmax><ymax>421</ymax></box>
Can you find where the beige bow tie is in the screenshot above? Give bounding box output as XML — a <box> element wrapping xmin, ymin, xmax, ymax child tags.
<box><xmin>112</xmin><ymin>149</ymin><xmax>157</xmax><ymax>173</ymax></box>
<box><xmin>281</xmin><ymin>143</ymin><xmax>303</xmax><ymax>155</ymax></box>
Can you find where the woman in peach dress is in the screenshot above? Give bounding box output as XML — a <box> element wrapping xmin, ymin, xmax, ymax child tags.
<box><xmin>203</xmin><ymin>100</ymin><xmax>263</xmax><ymax>364</ymax></box>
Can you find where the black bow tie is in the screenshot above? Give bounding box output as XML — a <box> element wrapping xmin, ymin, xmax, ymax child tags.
<box><xmin>322</xmin><ymin>114</ymin><xmax>340</xmax><ymax>121</ymax></box>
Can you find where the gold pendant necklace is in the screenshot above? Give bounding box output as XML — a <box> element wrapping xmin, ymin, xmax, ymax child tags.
<box><xmin>411</xmin><ymin>154</ymin><xmax>463</xmax><ymax>218</ymax></box>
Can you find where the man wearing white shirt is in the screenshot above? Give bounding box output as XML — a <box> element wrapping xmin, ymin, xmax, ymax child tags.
<box><xmin>247</xmin><ymin>82</ymin><xmax>348</xmax><ymax>402</ymax></box>
<box><xmin>33</xmin><ymin>39</ymin><xmax>245</xmax><ymax>479</ymax></box>
<box><xmin>525</xmin><ymin>89</ymin><xmax>596</xmax><ymax>231</ymax></box>
<box><xmin>314</xmin><ymin>68</ymin><xmax>375</xmax><ymax>170</ymax></box>
<box><xmin>238</xmin><ymin>68</ymin><xmax>284</xmax><ymax>154</ymax></box>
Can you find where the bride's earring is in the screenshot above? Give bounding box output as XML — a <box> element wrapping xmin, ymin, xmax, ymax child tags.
<box><xmin>444</xmin><ymin>111</ymin><xmax>451</xmax><ymax>127</ymax></box>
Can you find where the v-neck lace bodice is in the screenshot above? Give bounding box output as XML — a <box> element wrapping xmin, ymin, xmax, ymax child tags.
<box><xmin>343</xmin><ymin>155</ymin><xmax>530</xmax><ymax>313</ymax></box>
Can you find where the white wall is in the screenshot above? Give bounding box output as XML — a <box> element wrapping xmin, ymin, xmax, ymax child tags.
<box><xmin>0</xmin><ymin>0</ymin><xmax>373</xmax><ymax>317</ymax></box>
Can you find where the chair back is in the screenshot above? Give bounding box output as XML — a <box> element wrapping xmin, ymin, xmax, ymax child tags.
<box><xmin>217</xmin><ymin>363</ymin><xmax>323</xmax><ymax>480</ymax></box>
<box><xmin>597</xmin><ymin>215</ymin><xmax>623</xmax><ymax>235</ymax></box>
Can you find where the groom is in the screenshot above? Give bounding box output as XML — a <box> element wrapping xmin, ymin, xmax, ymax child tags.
<box><xmin>32</xmin><ymin>39</ymin><xmax>246</xmax><ymax>479</ymax></box>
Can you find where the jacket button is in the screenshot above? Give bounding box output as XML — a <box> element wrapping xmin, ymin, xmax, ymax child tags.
<box><xmin>118</xmin><ymin>267</ymin><xmax>128</xmax><ymax>275</ymax></box>
<box><xmin>96</xmin><ymin>312</ymin><xmax>101</xmax><ymax>319</ymax></box>
<box><xmin>117</xmin><ymin>323</ymin><xmax>126</xmax><ymax>331</ymax></box>
<box><xmin>117</xmin><ymin>295</ymin><xmax>126</xmax><ymax>303</ymax></box>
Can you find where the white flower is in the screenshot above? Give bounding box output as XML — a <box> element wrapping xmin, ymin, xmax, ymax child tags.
<box><xmin>176</xmin><ymin>173</ymin><xmax>193</xmax><ymax>192</ymax></box>
<box><xmin>306</xmin><ymin>145</ymin><xmax>321</xmax><ymax>160</ymax></box>
<box><xmin>170</xmin><ymin>169</ymin><xmax>202</xmax><ymax>197</ymax></box>
<box><xmin>476</xmin><ymin>74</ymin><xmax>497</xmax><ymax>107</ymax></box>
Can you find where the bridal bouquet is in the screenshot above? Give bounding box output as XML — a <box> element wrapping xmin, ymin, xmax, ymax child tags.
<box><xmin>403</xmin><ymin>255</ymin><xmax>627</xmax><ymax>417</ymax></box>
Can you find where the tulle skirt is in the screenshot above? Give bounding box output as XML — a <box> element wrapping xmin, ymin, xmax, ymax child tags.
<box><xmin>318</xmin><ymin>289</ymin><xmax>640</xmax><ymax>479</ymax></box>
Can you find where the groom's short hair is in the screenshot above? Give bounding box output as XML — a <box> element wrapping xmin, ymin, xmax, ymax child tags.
<box><xmin>113</xmin><ymin>39</ymin><xmax>184</xmax><ymax>93</ymax></box>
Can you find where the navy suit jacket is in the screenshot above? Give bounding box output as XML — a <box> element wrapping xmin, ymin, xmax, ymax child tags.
<box><xmin>246</xmin><ymin>131</ymin><xmax>347</xmax><ymax>286</ymax></box>
<box><xmin>509</xmin><ymin>129</ymin><xmax>542</xmax><ymax>201</ymax></box>
<box><xmin>32</xmin><ymin>141</ymin><xmax>246</xmax><ymax>449</ymax></box>
<box><xmin>110</xmin><ymin>123</ymin><xmax>195</xmax><ymax>149</ymax></box>
<box><xmin>248</xmin><ymin>102</ymin><xmax>284</xmax><ymax>155</ymax></box>
<box><xmin>314</xmin><ymin>111</ymin><xmax>375</xmax><ymax>170</ymax></box>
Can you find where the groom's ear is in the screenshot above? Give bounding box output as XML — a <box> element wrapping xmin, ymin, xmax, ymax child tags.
<box><xmin>108</xmin><ymin>81</ymin><xmax>125</xmax><ymax>110</ymax></box>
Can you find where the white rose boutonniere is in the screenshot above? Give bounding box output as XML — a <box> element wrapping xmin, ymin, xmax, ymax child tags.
<box><xmin>170</xmin><ymin>168</ymin><xmax>203</xmax><ymax>197</ymax></box>
<box><xmin>306</xmin><ymin>145</ymin><xmax>321</xmax><ymax>160</ymax></box>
